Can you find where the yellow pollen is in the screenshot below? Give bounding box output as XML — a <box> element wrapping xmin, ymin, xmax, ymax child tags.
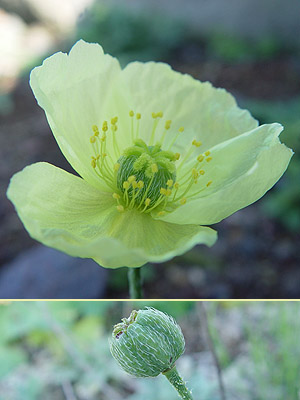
<box><xmin>205</xmin><ymin>151</ymin><xmax>210</xmax><ymax>156</ymax></box>
<box><xmin>180</xmin><ymin>198</ymin><xmax>187</xmax><ymax>205</ymax></box>
<box><xmin>179</xmin><ymin>127</ymin><xmax>184</xmax><ymax>133</ymax></box>
<box><xmin>152</xmin><ymin>112</ymin><xmax>156</xmax><ymax>118</ymax></box>
<box><xmin>136</xmin><ymin>113</ymin><xmax>141</xmax><ymax>120</ymax></box>
<box><xmin>199</xmin><ymin>169</ymin><xmax>205</xmax><ymax>175</ymax></box>
<box><xmin>123</xmin><ymin>181</ymin><xmax>130</xmax><ymax>190</ymax></box>
<box><xmin>91</xmin><ymin>159</ymin><xmax>96</xmax><ymax>168</ymax></box>
<box><xmin>158</xmin><ymin>211</ymin><xmax>166</xmax><ymax>216</ymax></box>
<box><xmin>165</xmin><ymin>120</ymin><xmax>172</xmax><ymax>130</ymax></box>
<box><xmin>206</xmin><ymin>157</ymin><xmax>212</xmax><ymax>162</ymax></box>
<box><xmin>128</xmin><ymin>175</ymin><xmax>136</xmax><ymax>183</ymax></box>
<box><xmin>145</xmin><ymin>198</ymin><xmax>151</xmax><ymax>206</ymax></box>
<box><xmin>151</xmin><ymin>164</ymin><xmax>158</xmax><ymax>173</ymax></box>
<box><xmin>192</xmin><ymin>168</ymin><xmax>199</xmax><ymax>179</ymax></box>
<box><xmin>197</xmin><ymin>155</ymin><xmax>204</xmax><ymax>162</ymax></box>
<box><xmin>132</xmin><ymin>181</ymin><xmax>138</xmax><ymax>189</ymax></box>
<box><xmin>137</xmin><ymin>181</ymin><xmax>144</xmax><ymax>189</ymax></box>
<box><xmin>92</xmin><ymin>125</ymin><xmax>99</xmax><ymax>136</ymax></box>
<box><xmin>113</xmin><ymin>193</ymin><xmax>120</xmax><ymax>200</ymax></box>
<box><xmin>166</xmin><ymin>189</ymin><xmax>172</xmax><ymax>196</ymax></box>
<box><xmin>114</xmin><ymin>163</ymin><xmax>120</xmax><ymax>171</ymax></box>
<box><xmin>174</xmin><ymin>182</ymin><xmax>179</xmax><ymax>189</ymax></box>
<box><xmin>129</xmin><ymin>110</ymin><xmax>134</xmax><ymax>117</ymax></box>
<box><xmin>100</xmin><ymin>135</ymin><xmax>106</xmax><ymax>142</ymax></box>
<box><xmin>90</xmin><ymin>136</ymin><xmax>96</xmax><ymax>143</ymax></box>
<box><xmin>112</xmin><ymin>125</ymin><xmax>118</xmax><ymax>132</ymax></box>
<box><xmin>117</xmin><ymin>205</ymin><xmax>124</xmax><ymax>212</ymax></box>
<box><xmin>111</xmin><ymin>117</ymin><xmax>118</xmax><ymax>125</ymax></box>
<box><xmin>157</xmin><ymin>111</ymin><xmax>163</xmax><ymax>118</ymax></box>
<box><xmin>192</xmin><ymin>139</ymin><xmax>202</xmax><ymax>147</ymax></box>
<box><xmin>206</xmin><ymin>181</ymin><xmax>212</xmax><ymax>187</ymax></box>
<box><xmin>102</xmin><ymin>153</ymin><xmax>107</xmax><ymax>158</ymax></box>
<box><xmin>160</xmin><ymin>188</ymin><xmax>167</xmax><ymax>196</ymax></box>
<box><xmin>167</xmin><ymin>179</ymin><xmax>173</xmax><ymax>187</ymax></box>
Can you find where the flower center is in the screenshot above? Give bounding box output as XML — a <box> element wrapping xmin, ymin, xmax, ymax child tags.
<box><xmin>116</xmin><ymin>139</ymin><xmax>177</xmax><ymax>209</ymax></box>
<box><xmin>89</xmin><ymin>110</ymin><xmax>213</xmax><ymax>215</ymax></box>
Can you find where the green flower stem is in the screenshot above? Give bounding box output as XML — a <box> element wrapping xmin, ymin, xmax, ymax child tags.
<box><xmin>127</xmin><ymin>267</ymin><xmax>143</xmax><ymax>298</ymax></box>
<box><xmin>163</xmin><ymin>365</ymin><xmax>194</xmax><ymax>400</ymax></box>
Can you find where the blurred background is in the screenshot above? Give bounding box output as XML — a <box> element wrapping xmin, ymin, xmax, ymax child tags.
<box><xmin>0</xmin><ymin>300</ymin><xmax>299</xmax><ymax>399</ymax></box>
<box><xmin>0</xmin><ymin>0</ymin><xmax>300</xmax><ymax>299</ymax></box>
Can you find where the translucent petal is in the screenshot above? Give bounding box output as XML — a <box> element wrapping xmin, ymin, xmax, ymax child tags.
<box><xmin>7</xmin><ymin>163</ymin><xmax>217</xmax><ymax>268</ymax></box>
<box><xmin>159</xmin><ymin>126</ymin><xmax>293</xmax><ymax>225</ymax></box>
<box><xmin>30</xmin><ymin>40</ymin><xmax>122</xmax><ymax>190</ymax></box>
<box><xmin>120</xmin><ymin>61</ymin><xmax>258</xmax><ymax>153</ymax></box>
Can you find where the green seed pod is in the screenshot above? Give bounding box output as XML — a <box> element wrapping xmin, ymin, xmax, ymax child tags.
<box><xmin>109</xmin><ymin>307</ymin><xmax>185</xmax><ymax>378</ymax></box>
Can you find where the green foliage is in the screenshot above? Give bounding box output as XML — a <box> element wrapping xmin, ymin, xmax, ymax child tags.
<box><xmin>206</xmin><ymin>33</ymin><xmax>287</xmax><ymax>62</ymax></box>
<box><xmin>245</xmin><ymin>303</ymin><xmax>300</xmax><ymax>399</ymax></box>
<box><xmin>244</xmin><ymin>98</ymin><xmax>300</xmax><ymax>231</ymax></box>
<box><xmin>75</xmin><ymin>4</ymin><xmax>187</xmax><ymax>65</ymax></box>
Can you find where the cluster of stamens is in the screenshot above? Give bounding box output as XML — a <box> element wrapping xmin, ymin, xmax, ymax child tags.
<box><xmin>89</xmin><ymin>110</ymin><xmax>213</xmax><ymax>215</ymax></box>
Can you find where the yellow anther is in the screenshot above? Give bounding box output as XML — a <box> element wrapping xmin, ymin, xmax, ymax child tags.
<box><xmin>102</xmin><ymin>153</ymin><xmax>107</xmax><ymax>158</ymax></box>
<box><xmin>206</xmin><ymin>181</ymin><xmax>212</xmax><ymax>187</ymax></box>
<box><xmin>114</xmin><ymin>163</ymin><xmax>120</xmax><ymax>171</ymax></box>
<box><xmin>136</xmin><ymin>113</ymin><xmax>141</xmax><ymax>120</ymax></box>
<box><xmin>145</xmin><ymin>198</ymin><xmax>151</xmax><ymax>207</ymax></box>
<box><xmin>112</xmin><ymin>125</ymin><xmax>118</xmax><ymax>132</ymax></box>
<box><xmin>157</xmin><ymin>211</ymin><xmax>166</xmax><ymax>216</ymax></box>
<box><xmin>129</xmin><ymin>110</ymin><xmax>134</xmax><ymax>117</ymax></box>
<box><xmin>92</xmin><ymin>125</ymin><xmax>99</xmax><ymax>136</ymax></box>
<box><xmin>96</xmin><ymin>155</ymin><xmax>100</xmax><ymax>160</ymax></box>
<box><xmin>197</xmin><ymin>155</ymin><xmax>204</xmax><ymax>162</ymax></box>
<box><xmin>100</xmin><ymin>135</ymin><xmax>106</xmax><ymax>142</ymax></box>
<box><xmin>165</xmin><ymin>120</ymin><xmax>172</xmax><ymax>130</ymax></box>
<box><xmin>205</xmin><ymin>150</ymin><xmax>210</xmax><ymax>156</ymax></box>
<box><xmin>179</xmin><ymin>127</ymin><xmax>184</xmax><ymax>133</ymax></box>
<box><xmin>102</xmin><ymin>121</ymin><xmax>108</xmax><ymax>132</ymax></box>
<box><xmin>152</xmin><ymin>112</ymin><xmax>157</xmax><ymax>118</ymax></box>
<box><xmin>157</xmin><ymin>111</ymin><xmax>163</xmax><ymax>118</ymax></box>
<box><xmin>90</xmin><ymin>136</ymin><xmax>96</xmax><ymax>143</ymax></box>
<box><xmin>180</xmin><ymin>198</ymin><xmax>187</xmax><ymax>205</ymax></box>
<box><xmin>166</xmin><ymin>189</ymin><xmax>172</xmax><ymax>196</ymax></box>
<box><xmin>199</xmin><ymin>169</ymin><xmax>205</xmax><ymax>175</ymax></box>
<box><xmin>123</xmin><ymin>181</ymin><xmax>130</xmax><ymax>190</ymax></box>
<box><xmin>192</xmin><ymin>168</ymin><xmax>199</xmax><ymax>179</ymax></box>
<box><xmin>132</xmin><ymin>181</ymin><xmax>138</xmax><ymax>189</ymax></box>
<box><xmin>117</xmin><ymin>205</ymin><xmax>124</xmax><ymax>212</ymax></box>
<box><xmin>192</xmin><ymin>139</ymin><xmax>202</xmax><ymax>147</ymax></box>
<box><xmin>151</xmin><ymin>164</ymin><xmax>158</xmax><ymax>173</ymax></box>
<box><xmin>113</xmin><ymin>193</ymin><xmax>120</xmax><ymax>200</ymax></box>
<box><xmin>137</xmin><ymin>181</ymin><xmax>144</xmax><ymax>189</ymax></box>
<box><xmin>167</xmin><ymin>179</ymin><xmax>173</xmax><ymax>187</ymax></box>
<box><xmin>206</xmin><ymin>157</ymin><xmax>212</xmax><ymax>162</ymax></box>
<box><xmin>174</xmin><ymin>153</ymin><xmax>181</xmax><ymax>160</ymax></box>
<box><xmin>111</xmin><ymin>117</ymin><xmax>118</xmax><ymax>125</ymax></box>
<box><xmin>91</xmin><ymin>159</ymin><xmax>96</xmax><ymax>168</ymax></box>
<box><xmin>160</xmin><ymin>188</ymin><xmax>167</xmax><ymax>196</ymax></box>
<box><xmin>174</xmin><ymin>182</ymin><xmax>179</xmax><ymax>189</ymax></box>
<box><xmin>128</xmin><ymin>175</ymin><xmax>136</xmax><ymax>183</ymax></box>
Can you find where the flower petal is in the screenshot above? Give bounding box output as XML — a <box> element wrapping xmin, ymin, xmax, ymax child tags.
<box><xmin>30</xmin><ymin>40</ymin><xmax>122</xmax><ymax>190</ymax></box>
<box><xmin>159</xmin><ymin>124</ymin><xmax>293</xmax><ymax>225</ymax></box>
<box><xmin>7</xmin><ymin>163</ymin><xmax>217</xmax><ymax>268</ymax></box>
<box><xmin>120</xmin><ymin>61</ymin><xmax>258</xmax><ymax>151</ymax></box>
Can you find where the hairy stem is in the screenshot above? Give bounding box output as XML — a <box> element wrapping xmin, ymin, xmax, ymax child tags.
<box><xmin>163</xmin><ymin>365</ymin><xmax>194</xmax><ymax>400</ymax></box>
<box><xmin>127</xmin><ymin>267</ymin><xmax>143</xmax><ymax>298</ymax></box>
